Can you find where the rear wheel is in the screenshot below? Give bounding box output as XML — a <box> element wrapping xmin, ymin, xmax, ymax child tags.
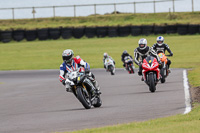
<box><xmin>149</xmin><ymin>73</ymin><xmax>156</xmax><ymax>93</ymax></box>
<box><xmin>77</xmin><ymin>86</ymin><xmax>92</xmax><ymax>109</ymax></box>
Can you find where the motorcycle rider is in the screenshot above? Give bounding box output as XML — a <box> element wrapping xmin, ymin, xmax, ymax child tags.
<box><xmin>59</xmin><ymin>49</ymin><xmax>101</xmax><ymax>95</ymax></box>
<box><xmin>121</xmin><ymin>50</ymin><xmax>133</xmax><ymax>67</ymax></box>
<box><xmin>152</xmin><ymin>36</ymin><xmax>173</xmax><ymax>70</ymax></box>
<box><xmin>134</xmin><ymin>38</ymin><xmax>161</xmax><ymax>78</ymax></box>
<box><xmin>103</xmin><ymin>53</ymin><xmax>115</xmax><ymax>69</ymax></box>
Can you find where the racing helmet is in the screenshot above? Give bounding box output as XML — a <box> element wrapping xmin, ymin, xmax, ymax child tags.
<box><xmin>138</xmin><ymin>38</ymin><xmax>147</xmax><ymax>50</ymax></box>
<box><xmin>103</xmin><ymin>53</ymin><xmax>108</xmax><ymax>58</ymax></box>
<box><xmin>157</xmin><ymin>36</ymin><xmax>164</xmax><ymax>46</ymax></box>
<box><xmin>62</xmin><ymin>49</ymin><xmax>74</xmax><ymax>64</ymax></box>
<box><xmin>123</xmin><ymin>50</ymin><xmax>128</xmax><ymax>55</ymax></box>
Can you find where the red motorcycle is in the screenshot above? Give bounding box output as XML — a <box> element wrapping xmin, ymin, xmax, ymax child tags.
<box><xmin>142</xmin><ymin>56</ymin><xmax>160</xmax><ymax>92</ymax></box>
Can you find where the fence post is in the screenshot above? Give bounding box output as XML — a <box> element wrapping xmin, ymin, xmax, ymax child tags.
<box><xmin>94</xmin><ymin>4</ymin><xmax>96</xmax><ymax>17</ymax></box>
<box><xmin>191</xmin><ymin>0</ymin><xmax>194</xmax><ymax>12</ymax></box>
<box><xmin>12</xmin><ymin>8</ymin><xmax>15</xmax><ymax>21</ymax></box>
<box><xmin>74</xmin><ymin>5</ymin><xmax>76</xmax><ymax>17</ymax></box>
<box><xmin>114</xmin><ymin>3</ymin><xmax>116</xmax><ymax>14</ymax></box>
<box><xmin>53</xmin><ymin>6</ymin><xmax>55</xmax><ymax>18</ymax></box>
<box><xmin>133</xmin><ymin>2</ymin><xmax>136</xmax><ymax>14</ymax></box>
<box><xmin>32</xmin><ymin>7</ymin><xmax>36</xmax><ymax>19</ymax></box>
<box><xmin>172</xmin><ymin>0</ymin><xmax>175</xmax><ymax>12</ymax></box>
<box><xmin>154</xmin><ymin>0</ymin><xmax>156</xmax><ymax>13</ymax></box>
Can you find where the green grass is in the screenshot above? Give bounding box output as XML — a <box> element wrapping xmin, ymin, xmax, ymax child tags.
<box><xmin>0</xmin><ymin>12</ymin><xmax>200</xmax><ymax>30</ymax></box>
<box><xmin>0</xmin><ymin>34</ymin><xmax>200</xmax><ymax>86</ymax></box>
<box><xmin>64</xmin><ymin>104</ymin><xmax>200</xmax><ymax>133</ymax></box>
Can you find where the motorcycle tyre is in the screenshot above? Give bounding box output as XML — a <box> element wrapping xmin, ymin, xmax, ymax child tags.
<box><xmin>160</xmin><ymin>68</ymin><xmax>166</xmax><ymax>83</ymax></box>
<box><xmin>93</xmin><ymin>96</ymin><xmax>102</xmax><ymax>108</ymax></box>
<box><xmin>77</xmin><ymin>86</ymin><xmax>92</xmax><ymax>109</ymax></box>
<box><xmin>149</xmin><ymin>73</ymin><xmax>156</xmax><ymax>93</ymax></box>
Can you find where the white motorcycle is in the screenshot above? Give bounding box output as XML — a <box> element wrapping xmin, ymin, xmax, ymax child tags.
<box><xmin>104</xmin><ymin>58</ymin><xmax>115</xmax><ymax>75</ymax></box>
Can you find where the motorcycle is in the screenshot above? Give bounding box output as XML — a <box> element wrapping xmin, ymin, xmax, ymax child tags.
<box><xmin>104</xmin><ymin>58</ymin><xmax>115</xmax><ymax>75</ymax></box>
<box><xmin>124</xmin><ymin>56</ymin><xmax>135</xmax><ymax>74</ymax></box>
<box><xmin>158</xmin><ymin>52</ymin><xmax>169</xmax><ymax>83</ymax></box>
<box><xmin>68</xmin><ymin>67</ymin><xmax>102</xmax><ymax>109</ymax></box>
<box><xmin>142</xmin><ymin>56</ymin><xmax>160</xmax><ymax>93</ymax></box>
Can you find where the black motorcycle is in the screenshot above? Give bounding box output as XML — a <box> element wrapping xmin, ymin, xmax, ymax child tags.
<box><xmin>68</xmin><ymin>68</ymin><xmax>102</xmax><ymax>109</ymax></box>
<box><xmin>124</xmin><ymin>56</ymin><xmax>135</xmax><ymax>74</ymax></box>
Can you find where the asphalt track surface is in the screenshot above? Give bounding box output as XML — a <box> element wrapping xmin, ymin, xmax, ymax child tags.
<box><xmin>0</xmin><ymin>69</ymin><xmax>186</xmax><ymax>133</ymax></box>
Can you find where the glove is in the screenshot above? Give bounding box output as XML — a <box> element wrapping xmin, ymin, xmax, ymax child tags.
<box><xmin>170</xmin><ymin>52</ymin><xmax>173</xmax><ymax>56</ymax></box>
<box><xmin>62</xmin><ymin>79</ymin><xmax>66</xmax><ymax>85</ymax></box>
<box><xmin>65</xmin><ymin>79</ymin><xmax>74</xmax><ymax>86</ymax></box>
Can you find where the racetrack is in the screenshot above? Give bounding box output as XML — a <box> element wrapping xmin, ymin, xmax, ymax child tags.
<box><xmin>0</xmin><ymin>69</ymin><xmax>186</xmax><ymax>133</ymax></box>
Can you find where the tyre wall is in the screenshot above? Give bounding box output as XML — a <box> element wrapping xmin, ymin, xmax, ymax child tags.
<box><xmin>1</xmin><ymin>24</ymin><xmax>200</xmax><ymax>43</ymax></box>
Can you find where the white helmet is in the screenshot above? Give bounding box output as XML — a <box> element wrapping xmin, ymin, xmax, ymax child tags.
<box><xmin>62</xmin><ymin>49</ymin><xmax>74</xmax><ymax>64</ymax></box>
<box><xmin>103</xmin><ymin>53</ymin><xmax>108</xmax><ymax>58</ymax></box>
<box><xmin>138</xmin><ymin>38</ymin><xmax>147</xmax><ymax>50</ymax></box>
<box><xmin>157</xmin><ymin>36</ymin><xmax>164</xmax><ymax>46</ymax></box>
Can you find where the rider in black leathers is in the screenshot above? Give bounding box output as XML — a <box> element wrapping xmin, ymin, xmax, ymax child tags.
<box><xmin>134</xmin><ymin>38</ymin><xmax>161</xmax><ymax>76</ymax></box>
<box><xmin>121</xmin><ymin>50</ymin><xmax>133</xmax><ymax>67</ymax></box>
<box><xmin>152</xmin><ymin>36</ymin><xmax>173</xmax><ymax>69</ymax></box>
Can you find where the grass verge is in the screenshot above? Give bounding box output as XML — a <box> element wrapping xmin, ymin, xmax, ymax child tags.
<box><xmin>64</xmin><ymin>104</ymin><xmax>200</xmax><ymax>133</ymax></box>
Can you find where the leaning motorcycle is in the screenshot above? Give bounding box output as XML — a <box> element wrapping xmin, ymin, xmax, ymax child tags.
<box><xmin>124</xmin><ymin>56</ymin><xmax>135</xmax><ymax>74</ymax></box>
<box><xmin>104</xmin><ymin>58</ymin><xmax>115</xmax><ymax>75</ymax></box>
<box><xmin>158</xmin><ymin>52</ymin><xmax>169</xmax><ymax>83</ymax></box>
<box><xmin>68</xmin><ymin>67</ymin><xmax>102</xmax><ymax>109</ymax></box>
<box><xmin>142</xmin><ymin>56</ymin><xmax>160</xmax><ymax>93</ymax></box>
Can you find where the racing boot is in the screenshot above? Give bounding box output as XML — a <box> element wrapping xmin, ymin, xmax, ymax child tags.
<box><xmin>93</xmin><ymin>80</ymin><xmax>101</xmax><ymax>95</ymax></box>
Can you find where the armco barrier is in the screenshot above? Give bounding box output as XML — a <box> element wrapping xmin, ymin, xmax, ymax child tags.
<box><xmin>0</xmin><ymin>30</ymin><xmax>12</xmax><ymax>43</ymax></box>
<box><xmin>177</xmin><ymin>24</ymin><xmax>188</xmax><ymax>35</ymax></box>
<box><xmin>108</xmin><ymin>26</ymin><xmax>118</xmax><ymax>37</ymax></box>
<box><xmin>61</xmin><ymin>27</ymin><xmax>73</xmax><ymax>39</ymax></box>
<box><xmin>85</xmin><ymin>27</ymin><xmax>96</xmax><ymax>38</ymax></box>
<box><xmin>25</xmin><ymin>30</ymin><xmax>37</xmax><ymax>41</ymax></box>
<box><xmin>188</xmin><ymin>24</ymin><xmax>199</xmax><ymax>35</ymax></box>
<box><xmin>49</xmin><ymin>28</ymin><xmax>61</xmax><ymax>40</ymax></box>
<box><xmin>96</xmin><ymin>26</ymin><xmax>108</xmax><ymax>37</ymax></box>
<box><xmin>118</xmin><ymin>26</ymin><xmax>130</xmax><ymax>37</ymax></box>
<box><xmin>13</xmin><ymin>30</ymin><xmax>25</xmax><ymax>41</ymax></box>
<box><xmin>131</xmin><ymin>26</ymin><xmax>142</xmax><ymax>36</ymax></box>
<box><xmin>37</xmin><ymin>28</ymin><xmax>49</xmax><ymax>40</ymax></box>
<box><xmin>141</xmin><ymin>25</ymin><xmax>154</xmax><ymax>35</ymax></box>
<box><xmin>154</xmin><ymin>26</ymin><xmax>166</xmax><ymax>35</ymax></box>
<box><xmin>73</xmin><ymin>27</ymin><xmax>85</xmax><ymax>39</ymax></box>
<box><xmin>166</xmin><ymin>25</ymin><xmax>177</xmax><ymax>34</ymax></box>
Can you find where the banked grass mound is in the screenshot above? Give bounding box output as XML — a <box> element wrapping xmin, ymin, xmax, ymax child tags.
<box><xmin>0</xmin><ymin>12</ymin><xmax>200</xmax><ymax>30</ymax></box>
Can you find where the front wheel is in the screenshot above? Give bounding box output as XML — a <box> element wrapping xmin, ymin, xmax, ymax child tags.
<box><xmin>148</xmin><ymin>73</ymin><xmax>156</xmax><ymax>93</ymax></box>
<box><xmin>160</xmin><ymin>68</ymin><xmax>166</xmax><ymax>83</ymax></box>
<box><xmin>77</xmin><ymin>86</ymin><xmax>92</xmax><ymax>109</ymax></box>
<box><xmin>93</xmin><ymin>96</ymin><xmax>102</xmax><ymax>108</ymax></box>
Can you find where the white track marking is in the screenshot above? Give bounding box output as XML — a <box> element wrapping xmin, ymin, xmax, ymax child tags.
<box><xmin>183</xmin><ymin>70</ymin><xmax>192</xmax><ymax>114</ymax></box>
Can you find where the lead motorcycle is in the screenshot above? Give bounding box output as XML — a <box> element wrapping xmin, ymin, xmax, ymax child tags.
<box><xmin>124</xmin><ymin>56</ymin><xmax>135</xmax><ymax>74</ymax></box>
<box><xmin>68</xmin><ymin>67</ymin><xmax>102</xmax><ymax>109</ymax></box>
<box><xmin>142</xmin><ymin>56</ymin><xmax>160</xmax><ymax>93</ymax></box>
<box><xmin>104</xmin><ymin>57</ymin><xmax>115</xmax><ymax>75</ymax></box>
